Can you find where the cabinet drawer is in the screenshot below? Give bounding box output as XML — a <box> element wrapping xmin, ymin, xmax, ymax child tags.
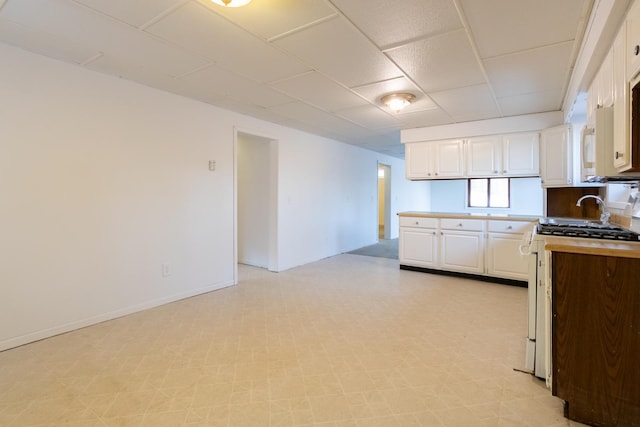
<box><xmin>400</xmin><ymin>217</ymin><xmax>438</xmax><ymax>229</ymax></box>
<box><xmin>440</xmin><ymin>218</ymin><xmax>484</xmax><ymax>231</ymax></box>
<box><xmin>487</xmin><ymin>220</ymin><xmax>534</xmax><ymax>234</ymax></box>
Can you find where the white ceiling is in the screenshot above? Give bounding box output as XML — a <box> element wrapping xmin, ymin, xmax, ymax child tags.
<box><xmin>0</xmin><ymin>0</ymin><xmax>593</xmax><ymax>158</ymax></box>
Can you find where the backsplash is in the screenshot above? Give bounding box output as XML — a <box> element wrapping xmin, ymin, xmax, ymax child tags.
<box><xmin>606</xmin><ymin>182</ymin><xmax>640</xmax><ymax>232</ymax></box>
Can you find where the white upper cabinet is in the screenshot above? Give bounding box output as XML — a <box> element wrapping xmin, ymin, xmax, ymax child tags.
<box><xmin>614</xmin><ymin>23</ymin><xmax>631</xmax><ymax>169</ymax></box>
<box><xmin>599</xmin><ymin>49</ymin><xmax>615</xmax><ymax>108</ymax></box>
<box><xmin>466</xmin><ymin>132</ymin><xmax>539</xmax><ymax>177</ymax></box>
<box><xmin>405</xmin><ymin>139</ymin><xmax>465</xmax><ymax>180</ymax></box>
<box><xmin>405</xmin><ymin>142</ymin><xmax>433</xmax><ymax>179</ymax></box>
<box><xmin>626</xmin><ymin>0</ymin><xmax>640</xmax><ymax>81</ymax></box>
<box><xmin>466</xmin><ymin>135</ymin><xmax>502</xmax><ymax>176</ymax></box>
<box><xmin>502</xmin><ymin>133</ymin><xmax>540</xmax><ymax>176</ymax></box>
<box><xmin>540</xmin><ymin>124</ymin><xmax>572</xmax><ymax>187</ymax></box>
<box><xmin>436</xmin><ymin>139</ymin><xmax>466</xmax><ymax>178</ymax></box>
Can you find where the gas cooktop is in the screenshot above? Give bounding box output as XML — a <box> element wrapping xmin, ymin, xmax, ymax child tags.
<box><xmin>536</xmin><ymin>220</ymin><xmax>640</xmax><ymax>241</ymax></box>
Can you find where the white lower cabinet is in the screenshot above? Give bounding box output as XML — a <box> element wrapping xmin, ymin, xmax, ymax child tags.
<box><xmin>399</xmin><ymin>216</ymin><xmax>533</xmax><ymax>282</ymax></box>
<box><xmin>398</xmin><ymin>217</ymin><xmax>438</xmax><ymax>268</ymax></box>
<box><xmin>440</xmin><ymin>230</ymin><xmax>484</xmax><ymax>274</ymax></box>
<box><xmin>398</xmin><ymin>228</ymin><xmax>438</xmax><ymax>268</ymax></box>
<box><xmin>439</xmin><ymin>218</ymin><xmax>485</xmax><ymax>274</ymax></box>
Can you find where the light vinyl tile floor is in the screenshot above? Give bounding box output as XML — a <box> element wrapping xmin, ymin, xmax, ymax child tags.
<box><xmin>0</xmin><ymin>254</ymin><xmax>588</xmax><ymax>427</ymax></box>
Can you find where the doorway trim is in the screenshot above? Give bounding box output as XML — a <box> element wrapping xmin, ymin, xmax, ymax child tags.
<box><xmin>377</xmin><ymin>163</ymin><xmax>392</xmax><ymax>240</ymax></box>
<box><xmin>234</xmin><ymin>127</ymin><xmax>279</xmax><ymax>284</ymax></box>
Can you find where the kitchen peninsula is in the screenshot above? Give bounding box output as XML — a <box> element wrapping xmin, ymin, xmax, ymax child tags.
<box><xmin>544</xmin><ymin>237</ymin><xmax>640</xmax><ymax>427</ymax></box>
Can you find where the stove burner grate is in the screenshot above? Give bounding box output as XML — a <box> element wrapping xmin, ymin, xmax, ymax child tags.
<box><xmin>536</xmin><ymin>224</ymin><xmax>640</xmax><ymax>241</ymax></box>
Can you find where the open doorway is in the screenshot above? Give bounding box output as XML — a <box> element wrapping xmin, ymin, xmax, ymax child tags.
<box><xmin>378</xmin><ymin>163</ymin><xmax>391</xmax><ymax>240</ymax></box>
<box><xmin>236</xmin><ymin>131</ymin><xmax>278</xmax><ymax>276</ymax></box>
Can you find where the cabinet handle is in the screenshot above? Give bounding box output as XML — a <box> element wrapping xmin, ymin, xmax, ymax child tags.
<box><xmin>415</xmin><ymin>221</ymin><xmax>419</xmax><ymax>225</ymax></box>
<box><xmin>506</xmin><ymin>226</ymin><xmax>512</xmax><ymax>230</ymax></box>
<box><xmin>493</xmin><ymin>170</ymin><xmax>498</xmax><ymax>174</ymax></box>
<box><xmin>435</xmin><ymin>172</ymin><xmax>439</xmax><ymax>176</ymax></box>
<box><xmin>503</xmin><ymin>170</ymin><xmax>507</xmax><ymax>174</ymax></box>
<box><xmin>635</xmin><ymin>45</ymin><xmax>640</xmax><ymax>56</ymax></box>
<box><xmin>457</xmin><ymin>223</ymin><xmax>463</xmax><ymax>227</ymax></box>
<box><xmin>427</xmin><ymin>173</ymin><xmax>431</xmax><ymax>176</ymax></box>
<box><xmin>615</xmin><ymin>151</ymin><xmax>623</xmax><ymax>159</ymax></box>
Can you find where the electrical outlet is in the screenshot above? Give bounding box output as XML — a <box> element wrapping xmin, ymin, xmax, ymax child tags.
<box><xmin>162</xmin><ymin>263</ymin><xmax>170</xmax><ymax>277</ymax></box>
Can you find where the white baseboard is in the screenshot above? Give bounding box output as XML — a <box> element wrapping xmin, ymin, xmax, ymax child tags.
<box><xmin>0</xmin><ymin>280</ymin><xmax>235</xmax><ymax>352</ymax></box>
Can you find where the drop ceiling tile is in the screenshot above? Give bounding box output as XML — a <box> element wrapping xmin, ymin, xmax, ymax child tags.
<box><xmin>386</xmin><ymin>29</ymin><xmax>486</xmax><ymax>93</ymax></box>
<box><xmin>268</xmin><ymin>101</ymin><xmax>371</xmax><ymax>138</ymax></box>
<box><xmin>268</xmin><ymin>101</ymin><xmax>331</xmax><ymax>122</ymax></box>
<box><xmin>397</xmin><ymin>108</ymin><xmax>454</xmax><ymax>128</ymax></box>
<box><xmin>484</xmin><ymin>41</ymin><xmax>574</xmax><ymax>98</ymax></box>
<box><xmin>179</xmin><ymin>64</ymin><xmax>295</xmax><ymax>108</ymax></box>
<box><xmin>146</xmin><ymin>2</ymin><xmax>309</xmax><ymax>83</ymax></box>
<box><xmin>205</xmin><ymin>97</ymin><xmax>296</xmax><ymax>124</ymax></box>
<box><xmin>104</xmin><ymin>33</ymin><xmax>208</xmax><ymax>78</ymax></box>
<box><xmin>1</xmin><ymin>0</ymin><xmax>208</xmax><ymax>76</ymax></box>
<box><xmin>273</xmin><ymin>15</ymin><xmax>403</xmax><ymax>88</ymax></box>
<box><xmin>497</xmin><ymin>90</ymin><xmax>564</xmax><ymax>116</ymax></box>
<box><xmin>336</xmin><ymin>105</ymin><xmax>403</xmax><ymax>130</ymax></box>
<box><xmin>271</xmin><ymin>71</ymin><xmax>368</xmax><ymax>112</ymax></box>
<box><xmin>72</xmin><ymin>0</ymin><xmax>184</xmax><ymax>28</ymax></box>
<box><xmin>330</xmin><ymin>0</ymin><xmax>462</xmax><ymax>49</ymax></box>
<box><xmin>0</xmin><ymin>19</ymin><xmax>98</xmax><ymax>64</ymax></box>
<box><xmin>194</xmin><ymin>0</ymin><xmax>336</xmax><ymax>41</ymax></box>
<box><xmin>460</xmin><ymin>0</ymin><xmax>589</xmax><ymax>58</ymax></box>
<box><xmin>430</xmin><ymin>84</ymin><xmax>501</xmax><ymax>122</ymax></box>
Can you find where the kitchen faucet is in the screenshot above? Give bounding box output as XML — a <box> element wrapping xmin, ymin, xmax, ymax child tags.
<box><xmin>576</xmin><ymin>195</ymin><xmax>610</xmax><ymax>225</ymax></box>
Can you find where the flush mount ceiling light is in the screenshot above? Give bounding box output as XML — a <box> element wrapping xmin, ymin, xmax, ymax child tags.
<box><xmin>381</xmin><ymin>92</ymin><xmax>416</xmax><ymax>112</ymax></box>
<box><xmin>211</xmin><ymin>0</ymin><xmax>252</xmax><ymax>7</ymax></box>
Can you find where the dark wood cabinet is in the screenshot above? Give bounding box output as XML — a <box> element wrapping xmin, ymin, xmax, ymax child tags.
<box><xmin>552</xmin><ymin>252</ymin><xmax>640</xmax><ymax>426</ymax></box>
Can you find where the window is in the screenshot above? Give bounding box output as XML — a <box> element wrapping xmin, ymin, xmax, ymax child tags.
<box><xmin>468</xmin><ymin>178</ymin><xmax>510</xmax><ymax>208</ymax></box>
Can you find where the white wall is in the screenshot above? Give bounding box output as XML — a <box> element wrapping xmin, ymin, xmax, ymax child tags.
<box><xmin>274</xmin><ymin>134</ymin><xmax>430</xmax><ymax>271</ymax></box>
<box><xmin>430</xmin><ymin>177</ymin><xmax>543</xmax><ymax>216</ymax></box>
<box><xmin>0</xmin><ymin>43</ymin><xmax>430</xmax><ymax>350</ymax></box>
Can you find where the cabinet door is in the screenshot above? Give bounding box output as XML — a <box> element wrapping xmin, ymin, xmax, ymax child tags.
<box><xmin>405</xmin><ymin>142</ymin><xmax>433</xmax><ymax>179</ymax></box>
<box><xmin>627</xmin><ymin>1</ymin><xmax>640</xmax><ymax>81</ymax></box>
<box><xmin>466</xmin><ymin>136</ymin><xmax>501</xmax><ymax>177</ymax></box>
<box><xmin>486</xmin><ymin>233</ymin><xmax>528</xmax><ymax>280</ymax></box>
<box><xmin>502</xmin><ymin>133</ymin><xmax>539</xmax><ymax>176</ymax></box>
<box><xmin>399</xmin><ymin>227</ymin><xmax>438</xmax><ymax>268</ymax></box>
<box><xmin>552</xmin><ymin>253</ymin><xmax>640</xmax><ymax>426</ymax></box>
<box><xmin>540</xmin><ymin>125</ymin><xmax>572</xmax><ymax>187</ymax></box>
<box><xmin>587</xmin><ymin>72</ymin><xmax>600</xmax><ymax>124</ymax></box>
<box><xmin>614</xmin><ymin>25</ymin><xmax>630</xmax><ymax>170</ymax></box>
<box><xmin>440</xmin><ymin>230</ymin><xmax>484</xmax><ymax>274</ymax></box>
<box><xmin>435</xmin><ymin>139</ymin><xmax>465</xmax><ymax>178</ymax></box>
<box><xmin>599</xmin><ymin>49</ymin><xmax>614</xmax><ymax>108</ymax></box>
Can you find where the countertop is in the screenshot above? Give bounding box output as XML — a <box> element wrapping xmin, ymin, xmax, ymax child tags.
<box><xmin>543</xmin><ymin>236</ymin><xmax>640</xmax><ymax>259</ymax></box>
<box><xmin>397</xmin><ymin>211</ymin><xmax>539</xmax><ymax>222</ymax></box>
<box><xmin>397</xmin><ymin>211</ymin><xmax>640</xmax><ymax>258</ymax></box>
